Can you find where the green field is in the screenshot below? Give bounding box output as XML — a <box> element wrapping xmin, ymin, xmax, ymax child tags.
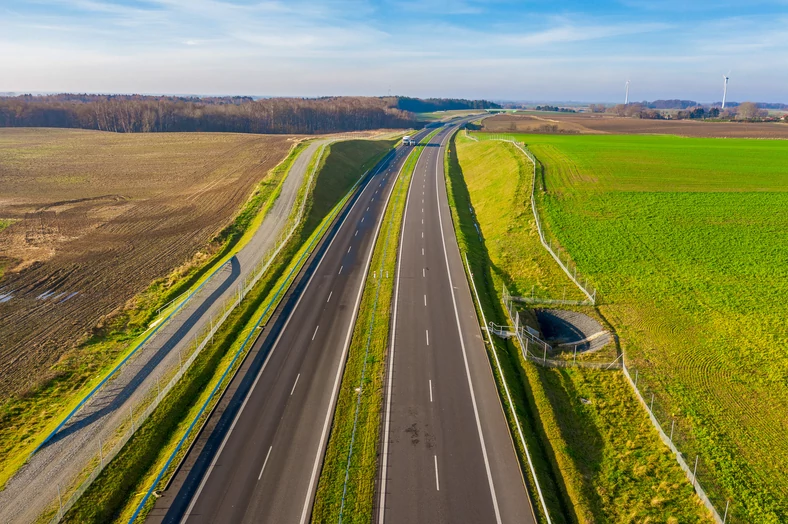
<box><xmin>469</xmin><ymin>132</ymin><xmax>788</xmax><ymax>522</ymax></box>
<box><xmin>451</xmin><ymin>132</ymin><xmax>710</xmax><ymax>522</ymax></box>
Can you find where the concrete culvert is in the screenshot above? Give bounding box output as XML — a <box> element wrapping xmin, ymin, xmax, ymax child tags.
<box><xmin>535</xmin><ymin>309</ymin><xmax>611</xmax><ymax>353</ymax></box>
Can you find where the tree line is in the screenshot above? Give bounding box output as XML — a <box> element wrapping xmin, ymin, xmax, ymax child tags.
<box><xmin>589</xmin><ymin>102</ymin><xmax>772</xmax><ymax>121</ymax></box>
<box><xmin>0</xmin><ymin>95</ymin><xmax>487</xmax><ymax>134</ymax></box>
<box><xmin>389</xmin><ymin>96</ymin><xmax>500</xmax><ymax>113</ymax></box>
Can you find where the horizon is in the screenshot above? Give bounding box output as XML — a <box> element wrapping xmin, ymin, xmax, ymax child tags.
<box><xmin>2</xmin><ymin>1</ymin><xmax>788</xmax><ymax>102</ymax></box>
<box><xmin>1</xmin><ymin>92</ymin><xmax>784</xmax><ymax>107</ymax></box>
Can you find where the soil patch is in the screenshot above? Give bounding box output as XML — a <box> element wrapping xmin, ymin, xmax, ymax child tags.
<box><xmin>0</xmin><ymin>128</ymin><xmax>296</xmax><ymax>397</ymax></box>
<box><xmin>483</xmin><ymin>113</ymin><xmax>788</xmax><ymax>138</ymax></box>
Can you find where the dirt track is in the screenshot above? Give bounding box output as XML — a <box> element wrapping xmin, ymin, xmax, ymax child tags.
<box><xmin>483</xmin><ymin>112</ymin><xmax>788</xmax><ymax>138</ymax></box>
<box><xmin>0</xmin><ymin>129</ymin><xmax>295</xmax><ymax>398</ymax></box>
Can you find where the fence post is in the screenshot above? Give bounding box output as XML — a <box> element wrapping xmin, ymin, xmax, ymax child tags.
<box><xmin>543</xmin><ymin>345</ymin><xmax>547</xmax><ymax>364</ymax></box>
<box><xmin>130</xmin><ymin>405</ymin><xmax>135</xmax><ymax>434</ymax></box>
<box><xmin>723</xmin><ymin>500</ymin><xmax>729</xmax><ymax>523</ymax></box>
<box><xmin>57</xmin><ymin>483</ymin><xmax>63</xmax><ymax>519</ymax></box>
<box><xmin>635</xmin><ymin>369</ymin><xmax>639</xmax><ymax>388</ymax></box>
<box><xmin>650</xmin><ymin>393</ymin><xmax>655</xmax><ymax>412</ymax></box>
<box><xmin>99</xmin><ymin>438</ymin><xmax>103</xmax><ymax>469</ymax></box>
<box><xmin>692</xmin><ymin>455</ymin><xmax>699</xmax><ymax>487</ymax></box>
<box><xmin>670</xmin><ymin>419</ymin><xmax>675</xmax><ymax>442</ymax></box>
<box><xmin>573</xmin><ymin>345</ymin><xmax>577</xmax><ymax>366</ymax></box>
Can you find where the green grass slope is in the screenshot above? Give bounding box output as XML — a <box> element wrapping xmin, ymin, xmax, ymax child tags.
<box><xmin>501</xmin><ymin>132</ymin><xmax>788</xmax><ymax>522</ymax></box>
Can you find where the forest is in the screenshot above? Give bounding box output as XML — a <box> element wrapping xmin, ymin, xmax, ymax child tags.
<box><xmin>0</xmin><ymin>95</ymin><xmax>496</xmax><ymax>134</ymax></box>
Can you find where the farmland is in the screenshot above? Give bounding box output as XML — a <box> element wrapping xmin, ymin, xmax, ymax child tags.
<box><xmin>482</xmin><ymin>112</ymin><xmax>788</xmax><ymax>138</ymax></box>
<box><xmin>470</xmin><ymin>131</ymin><xmax>788</xmax><ymax>521</ymax></box>
<box><xmin>449</xmin><ymin>132</ymin><xmax>710</xmax><ymax>522</ymax></box>
<box><xmin>0</xmin><ymin>128</ymin><xmax>296</xmax><ymax>399</ymax></box>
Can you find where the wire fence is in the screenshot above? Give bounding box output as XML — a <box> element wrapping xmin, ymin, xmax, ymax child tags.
<box><xmin>501</xmin><ymin>286</ymin><xmax>735</xmax><ymax>521</ymax></box>
<box><xmin>467</xmin><ymin>131</ymin><xmax>597</xmax><ymax>305</ymax></box>
<box><xmin>45</xmin><ymin>141</ymin><xmax>333</xmax><ymax>523</ymax></box>
<box><xmin>470</xmin><ymin>128</ymin><xmax>738</xmax><ymax>522</ymax></box>
<box><xmin>499</xmin><ymin>283</ymin><xmax>621</xmax><ymax>370</ymax></box>
<box><xmin>621</xmin><ymin>363</ymin><xmax>734</xmax><ymax>523</ymax></box>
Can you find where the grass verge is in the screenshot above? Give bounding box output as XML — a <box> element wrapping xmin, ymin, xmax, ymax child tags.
<box><xmin>311</xmin><ymin>133</ymin><xmax>433</xmax><ymax>523</ymax></box>
<box><xmin>449</xmin><ymin>131</ymin><xmax>711</xmax><ymax>522</ymax></box>
<box><xmin>0</xmin><ymin>140</ymin><xmax>309</xmax><ymax>490</ymax></box>
<box><xmin>445</xmin><ymin>131</ymin><xmax>569</xmax><ymax>523</ymax></box>
<box><xmin>58</xmin><ymin>138</ymin><xmax>396</xmax><ymax>524</ymax></box>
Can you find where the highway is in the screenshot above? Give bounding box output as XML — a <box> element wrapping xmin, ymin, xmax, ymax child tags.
<box><xmin>151</xmin><ymin>129</ymin><xmax>431</xmax><ymax>523</ymax></box>
<box><xmin>377</xmin><ymin>125</ymin><xmax>537</xmax><ymax>523</ymax></box>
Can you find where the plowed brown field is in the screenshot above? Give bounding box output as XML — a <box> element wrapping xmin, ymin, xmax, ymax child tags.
<box><xmin>0</xmin><ymin>128</ymin><xmax>295</xmax><ymax>398</ymax></box>
<box><xmin>483</xmin><ymin>112</ymin><xmax>788</xmax><ymax>138</ymax></box>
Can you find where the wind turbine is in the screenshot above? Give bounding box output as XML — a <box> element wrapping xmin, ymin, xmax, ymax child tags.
<box><xmin>625</xmin><ymin>80</ymin><xmax>630</xmax><ymax>105</ymax></box>
<box><xmin>721</xmin><ymin>72</ymin><xmax>730</xmax><ymax>109</ymax></box>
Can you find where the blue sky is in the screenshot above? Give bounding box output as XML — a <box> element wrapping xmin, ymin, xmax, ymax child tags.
<box><xmin>1</xmin><ymin>0</ymin><xmax>787</xmax><ymax>102</ymax></box>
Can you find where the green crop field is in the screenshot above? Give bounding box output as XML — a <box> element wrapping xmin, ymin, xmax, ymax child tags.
<box><xmin>452</xmin><ymin>132</ymin><xmax>710</xmax><ymax>522</ymax></box>
<box><xmin>469</xmin><ymin>132</ymin><xmax>788</xmax><ymax>522</ymax></box>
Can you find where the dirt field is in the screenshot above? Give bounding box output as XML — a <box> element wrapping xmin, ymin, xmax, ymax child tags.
<box><xmin>0</xmin><ymin>128</ymin><xmax>295</xmax><ymax>398</ymax></box>
<box><xmin>483</xmin><ymin>112</ymin><xmax>788</xmax><ymax>138</ymax></box>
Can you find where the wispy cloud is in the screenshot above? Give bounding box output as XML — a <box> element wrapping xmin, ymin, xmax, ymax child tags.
<box><xmin>0</xmin><ymin>0</ymin><xmax>786</xmax><ymax>101</ymax></box>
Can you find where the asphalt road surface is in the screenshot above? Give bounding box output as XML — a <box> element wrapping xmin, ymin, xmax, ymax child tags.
<box><xmin>0</xmin><ymin>139</ymin><xmax>329</xmax><ymax>524</ymax></box>
<box><xmin>151</xmin><ymin>129</ymin><xmax>432</xmax><ymax>523</ymax></box>
<box><xmin>377</xmin><ymin>125</ymin><xmax>537</xmax><ymax>523</ymax></box>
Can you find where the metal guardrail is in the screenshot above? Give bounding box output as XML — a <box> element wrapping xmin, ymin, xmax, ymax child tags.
<box><xmin>463</xmin><ymin>254</ymin><xmax>552</xmax><ymax>524</ymax></box>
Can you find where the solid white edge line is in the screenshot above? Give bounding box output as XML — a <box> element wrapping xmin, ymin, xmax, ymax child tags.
<box><xmin>291</xmin><ymin>373</ymin><xmax>301</xmax><ymax>395</ymax></box>
<box><xmin>181</xmin><ymin>142</ymin><xmax>388</xmax><ymax>524</ymax></box>
<box><xmin>434</xmin><ymin>130</ymin><xmax>503</xmax><ymax>524</ymax></box>
<box><xmin>378</xmin><ymin>134</ymin><xmax>430</xmax><ymax>524</ymax></box>
<box><xmin>434</xmin><ymin>455</ymin><xmax>440</xmax><ymax>491</ymax></box>
<box><xmin>299</xmin><ymin>144</ymin><xmax>413</xmax><ymax>524</ymax></box>
<box><xmin>258</xmin><ymin>446</ymin><xmax>273</xmax><ymax>480</ymax></box>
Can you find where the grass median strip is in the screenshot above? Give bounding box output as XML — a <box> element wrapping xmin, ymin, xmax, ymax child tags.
<box><xmin>312</xmin><ymin>133</ymin><xmax>433</xmax><ymax>524</ymax></box>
